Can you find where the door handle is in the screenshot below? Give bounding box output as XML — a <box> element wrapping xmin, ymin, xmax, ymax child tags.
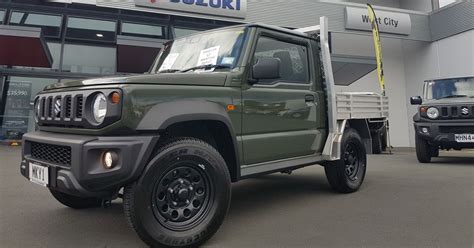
<box><xmin>305</xmin><ymin>94</ymin><xmax>315</xmax><ymax>103</ymax></box>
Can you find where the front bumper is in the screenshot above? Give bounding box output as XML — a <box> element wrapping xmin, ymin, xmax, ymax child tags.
<box><xmin>21</xmin><ymin>131</ymin><xmax>158</xmax><ymax>197</ymax></box>
<box><xmin>414</xmin><ymin>122</ymin><xmax>474</xmax><ymax>149</ymax></box>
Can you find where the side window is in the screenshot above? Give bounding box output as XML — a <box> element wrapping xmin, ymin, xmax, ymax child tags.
<box><xmin>253</xmin><ymin>36</ymin><xmax>309</xmax><ymax>83</ymax></box>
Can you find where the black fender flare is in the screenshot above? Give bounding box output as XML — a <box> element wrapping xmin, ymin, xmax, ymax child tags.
<box><xmin>137</xmin><ymin>100</ymin><xmax>241</xmax><ymax>180</ymax></box>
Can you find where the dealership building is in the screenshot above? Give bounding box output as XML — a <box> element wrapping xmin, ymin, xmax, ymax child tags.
<box><xmin>0</xmin><ymin>0</ymin><xmax>472</xmax><ymax>147</ymax></box>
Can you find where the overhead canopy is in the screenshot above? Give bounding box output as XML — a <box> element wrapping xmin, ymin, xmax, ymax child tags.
<box><xmin>0</xmin><ymin>25</ymin><xmax>52</xmax><ymax>68</ymax></box>
<box><xmin>331</xmin><ymin>54</ymin><xmax>377</xmax><ymax>86</ymax></box>
<box><xmin>116</xmin><ymin>35</ymin><xmax>164</xmax><ymax>73</ymax></box>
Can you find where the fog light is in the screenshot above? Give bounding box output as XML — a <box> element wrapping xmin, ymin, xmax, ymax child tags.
<box><xmin>422</xmin><ymin>127</ymin><xmax>429</xmax><ymax>133</ymax></box>
<box><xmin>103</xmin><ymin>151</ymin><xmax>117</xmax><ymax>169</ymax></box>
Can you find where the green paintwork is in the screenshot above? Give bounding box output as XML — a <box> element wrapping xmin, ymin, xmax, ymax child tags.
<box><xmin>38</xmin><ymin>25</ymin><xmax>328</xmax><ymax>169</ymax></box>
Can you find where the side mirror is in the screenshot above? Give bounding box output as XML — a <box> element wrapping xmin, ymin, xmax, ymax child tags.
<box><xmin>252</xmin><ymin>58</ymin><xmax>280</xmax><ymax>80</ymax></box>
<box><xmin>410</xmin><ymin>96</ymin><xmax>422</xmax><ymax>105</ymax></box>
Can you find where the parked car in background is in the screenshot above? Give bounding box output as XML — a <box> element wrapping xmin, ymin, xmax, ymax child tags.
<box><xmin>411</xmin><ymin>76</ymin><xmax>474</xmax><ymax>163</ymax></box>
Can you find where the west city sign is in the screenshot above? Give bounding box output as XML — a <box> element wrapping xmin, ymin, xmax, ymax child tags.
<box><xmin>345</xmin><ymin>7</ymin><xmax>411</xmax><ymax>35</ymax></box>
<box><xmin>135</xmin><ymin>0</ymin><xmax>247</xmax><ymax>19</ymax></box>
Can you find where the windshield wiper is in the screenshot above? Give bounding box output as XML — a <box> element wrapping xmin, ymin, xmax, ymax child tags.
<box><xmin>158</xmin><ymin>69</ymin><xmax>181</xmax><ymax>74</ymax></box>
<box><xmin>437</xmin><ymin>94</ymin><xmax>469</xmax><ymax>99</ymax></box>
<box><xmin>180</xmin><ymin>64</ymin><xmax>231</xmax><ymax>73</ymax></box>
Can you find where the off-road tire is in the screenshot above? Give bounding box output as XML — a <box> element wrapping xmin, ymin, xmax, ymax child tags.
<box><xmin>431</xmin><ymin>147</ymin><xmax>439</xmax><ymax>157</ymax></box>
<box><xmin>123</xmin><ymin>138</ymin><xmax>231</xmax><ymax>248</ymax></box>
<box><xmin>381</xmin><ymin>126</ymin><xmax>388</xmax><ymax>152</ymax></box>
<box><xmin>415</xmin><ymin>134</ymin><xmax>432</xmax><ymax>163</ymax></box>
<box><xmin>50</xmin><ymin>189</ymin><xmax>102</xmax><ymax>209</ymax></box>
<box><xmin>371</xmin><ymin>130</ymin><xmax>383</xmax><ymax>154</ymax></box>
<box><xmin>324</xmin><ymin>128</ymin><xmax>367</xmax><ymax>193</ymax></box>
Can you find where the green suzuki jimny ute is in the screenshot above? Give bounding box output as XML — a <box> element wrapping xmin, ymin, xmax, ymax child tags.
<box><xmin>21</xmin><ymin>17</ymin><xmax>384</xmax><ymax>247</ymax></box>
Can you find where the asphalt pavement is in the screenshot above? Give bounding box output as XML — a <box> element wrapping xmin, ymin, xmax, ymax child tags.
<box><xmin>1</xmin><ymin>146</ymin><xmax>473</xmax><ymax>248</ymax></box>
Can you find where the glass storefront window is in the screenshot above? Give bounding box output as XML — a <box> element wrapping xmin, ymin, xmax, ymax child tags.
<box><xmin>9</xmin><ymin>11</ymin><xmax>62</xmax><ymax>37</ymax></box>
<box><xmin>0</xmin><ymin>77</ymin><xmax>58</xmax><ymax>141</ymax></box>
<box><xmin>12</xmin><ymin>42</ymin><xmax>62</xmax><ymax>71</ymax></box>
<box><xmin>62</xmin><ymin>44</ymin><xmax>116</xmax><ymax>74</ymax></box>
<box><xmin>0</xmin><ymin>10</ymin><xmax>5</xmax><ymax>24</ymax></box>
<box><xmin>174</xmin><ymin>27</ymin><xmax>201</xmax><ymax>38</ymax></box>
<box><xmin>121</xmin><ymin>22</ymin><xmax>164</xmax><ymax>39</ymax></box>
<box><xmin>66</xmin><ymin>17</ymin><xmax>117</xmax><ymax>42</ymax></box>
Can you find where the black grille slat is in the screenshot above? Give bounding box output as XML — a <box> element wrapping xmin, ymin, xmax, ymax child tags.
<box><xmin>75</xmin><ymin>95</ymin><xmax>83</xmax><ymax>119</ymax></box>
<box><xmin>47</xmin><ymin>97</ymin><xmax>53</xmax><ymax>119</ymax></box>
<box><xmin>30</xmin><ymin>142</ymin><xmax>72</xmax><ymax>166</ymax></box>
<box><xmin>65</xmin><ymin>96</ymin><xmax>72</xmax><ymax>119</ymax></box>
<box><xmin>40</xmin><ymin>98</ymin><xmax>45</xmax><ymax>119</ymax></box>
<box><xmin>441</xmin><ymin>107</ymin><xmax>448</xmax><ymax>117</ymax></box>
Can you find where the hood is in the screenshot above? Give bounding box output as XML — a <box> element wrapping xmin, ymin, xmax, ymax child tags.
<box><xmin>422</xmin><ymin>97</ymin><xmax>474</xmax><ymax>106</ymax></box>
<box><xmin>44</xmin><ymin>72</ymin><xmax>228</xmax><ymax>91</ymax></box>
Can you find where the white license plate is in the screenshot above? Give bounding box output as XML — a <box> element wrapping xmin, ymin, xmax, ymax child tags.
<box><xmin>29</xmin><ymin>162</ymin><xmax>49</xmax><ymax>187</ymax></box>
<box><xmin>454</xmin><ymin>134</ymin><xmax>474</xmax><ymax>143</ymax></box>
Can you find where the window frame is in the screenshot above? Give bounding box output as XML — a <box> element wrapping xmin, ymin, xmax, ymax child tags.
<box><xmin>172</xmin><ymin>26</ymin><xmax>204</xmax><ymax>39</ymax></box>
<box><xmin>8</xmin><ymin>10</ymin><xmax>63</xmax><ymax>38</ymax></box>
<box><xmin>65</xmin><ymin>16</ymin><xmax>118</xmax><ymax>43</ymax></box>
<box><xmin>119</xmin><ymin>21</ymin><xmax>165</xmax><ymax>39</ymax></box>
<box><xmin>0</xmin><ymin>9</ymin><xmax>5</xmax><ymax>24</ymax></box>
<box><xmin>249</xmin><ymin>29</ymin><xmax>312</xmax><ymax>86</ymax></box>
<box><xmin>61</xmin><ymin>42</ymin><xmax>117</xmax><ymax>75</ymax></box>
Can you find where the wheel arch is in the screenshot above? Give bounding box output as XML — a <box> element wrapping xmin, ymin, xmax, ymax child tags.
<box><xmin>137</xmin><ymin>100</ymin><xmax>241</xmax><ymax>182</ymax></box>
<box><xmin>347</xmin><ymin>119</ymin><xmax>372</xmax><ymax>154</ymax></box>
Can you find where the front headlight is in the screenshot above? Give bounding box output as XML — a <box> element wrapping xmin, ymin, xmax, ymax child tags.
<box><xmin>426</xmin><ymin>107</ymin><xmax>439</xmax><ymax>119</ymax></box>
<box><xmin>33</xmin><ymin>98</ymin><xmax>40</xmax><ymax>123</ymax></box>
<box><xmin>92</xmin><ymin>93</ymin><xmax>107</xmax><ymax>123</ymax></box>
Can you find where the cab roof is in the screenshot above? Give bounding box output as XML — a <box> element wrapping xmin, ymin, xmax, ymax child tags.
<box><xmin>187</xmin><ymin>23</ymin><xmax>314</xmax><ymax>40</ymax></box>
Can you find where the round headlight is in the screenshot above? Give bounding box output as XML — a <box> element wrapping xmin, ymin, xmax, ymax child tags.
<box><xmin>426</xmin><ymin>107</ymin><xmax>439</xmax><ymax>119</ymax></box>
<box><xmin>92</xmin><ymin>93</ymin><xmax>107</xmax><ymax>123</ymax></box>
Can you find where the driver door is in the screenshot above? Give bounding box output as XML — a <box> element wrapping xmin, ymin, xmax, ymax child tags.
<box><xmin>241</xmin><ymin>31</ymin><xmax>323</xmax><ymax>165</ymax></box>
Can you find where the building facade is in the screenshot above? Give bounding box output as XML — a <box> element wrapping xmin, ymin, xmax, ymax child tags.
<box><xmin>0</xmin><ymin>0</ymin><xmax>473</xmax><ymax>147</ymax></box>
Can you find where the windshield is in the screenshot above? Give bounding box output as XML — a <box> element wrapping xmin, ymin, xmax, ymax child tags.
<box><xmin>154</xmin><ymin>27</ymin><xmax>247</xmax><ymax>73</ymax></box>
<box><xmin>424</xmin><ymin>77</ymin><xmax>474</xmax><ymax>100</ymax></box>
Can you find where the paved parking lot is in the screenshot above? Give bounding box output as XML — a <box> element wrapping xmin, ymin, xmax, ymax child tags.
<box><xmin>1</xmin><ymin>146</ymin><xmax>473</xmax><ymax>248</ymax></box>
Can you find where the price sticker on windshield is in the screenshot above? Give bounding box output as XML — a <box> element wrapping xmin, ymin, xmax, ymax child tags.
<box><xmin>159</xmin><ymin>53</ymin><xmax>179</xmax><ymax>71</ymax></box>
<box><xmin>197</xmin><ymin>46</ymin><xmax>220</xmax><ymax>67</ymax></box>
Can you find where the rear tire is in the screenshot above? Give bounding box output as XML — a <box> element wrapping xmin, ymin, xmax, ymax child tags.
<box><xmin>123</xmin><ymin>138</ymin><xmax>231</xmax><ymax>248</ymax></box>
<box><xmin>371</xmin><ymin>130</ymin><xmax>383</xmax><ymax>154</ymax></box>
<box><xmin>324</xmin><ymin>128</ymin><xmax>367</xmax><ymax>193</ymax></box>
<box><xmin>50</xmin><ymin>189</ymin><xmax>102</xmax><ymax>209</ymax></box>
<box><xmin>431</xmin><ymin>147</ymin><xmax>439</xmax><ymax>157</ymax></box>
<box><xmin>415</xmin><ymin>134</ymin><xmax>432</xmax><ymax>163</ymax></box>
<box><xmin>381</xmin><ymin>126</ymin><xmax>388</xmax><ymax>152</ymax></box>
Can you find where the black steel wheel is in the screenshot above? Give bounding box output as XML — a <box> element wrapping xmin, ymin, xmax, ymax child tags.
<box><xmin>343</xmin><ymin>142</ymin><xmax>362</xmax><ymax>181</ymax></box>
<box><xmin>123</xmin><ymin>138</ymin><xmax>231</xmax><ymax>248</ymax></box>
<box><xmin>324</xmin><ymin>128</ymin><xmax>367</xmax><ymax>193</ymax></box>
<box><xmin>152</xmin><ymin>165</ymin><xmax>213</xmax><ymax>231</ymax></box>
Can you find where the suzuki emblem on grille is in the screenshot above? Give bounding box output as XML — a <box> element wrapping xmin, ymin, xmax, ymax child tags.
<box><xmin>461</xmin><ymin>107</ymin><xmax>469</xmax><ymax>115</ymax></box>
<box><xmin>54</xmin><ymin>99</ymin><xmax>61</xmax><ymax>117</ymax></box>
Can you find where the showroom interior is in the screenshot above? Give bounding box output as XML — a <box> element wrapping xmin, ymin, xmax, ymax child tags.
<box><xmin>0</xmin><ymin>0</ymin><xmax>473</xmax><ymax>147</ymax></box>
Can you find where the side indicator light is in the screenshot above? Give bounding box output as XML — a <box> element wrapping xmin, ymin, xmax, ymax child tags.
<box><xmin>226</xmin><ymin>104</ymin><xmax>236</xmax><ymax>112</ymax></box>
<box><xmin>110</xmin><ymin>92</ymin><xmax>120</xmax><ymax>104</ymax></box>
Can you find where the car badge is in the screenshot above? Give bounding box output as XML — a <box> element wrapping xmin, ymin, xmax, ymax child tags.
<box><xmin>54</xmin><ymin>99</ymin><xmax>61</xmax><ymax>117</ymax></box>
<box><xmin>461</xmin><ymin>107</ymin><xmax>469</xmax><ymax>116</ymax></box>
